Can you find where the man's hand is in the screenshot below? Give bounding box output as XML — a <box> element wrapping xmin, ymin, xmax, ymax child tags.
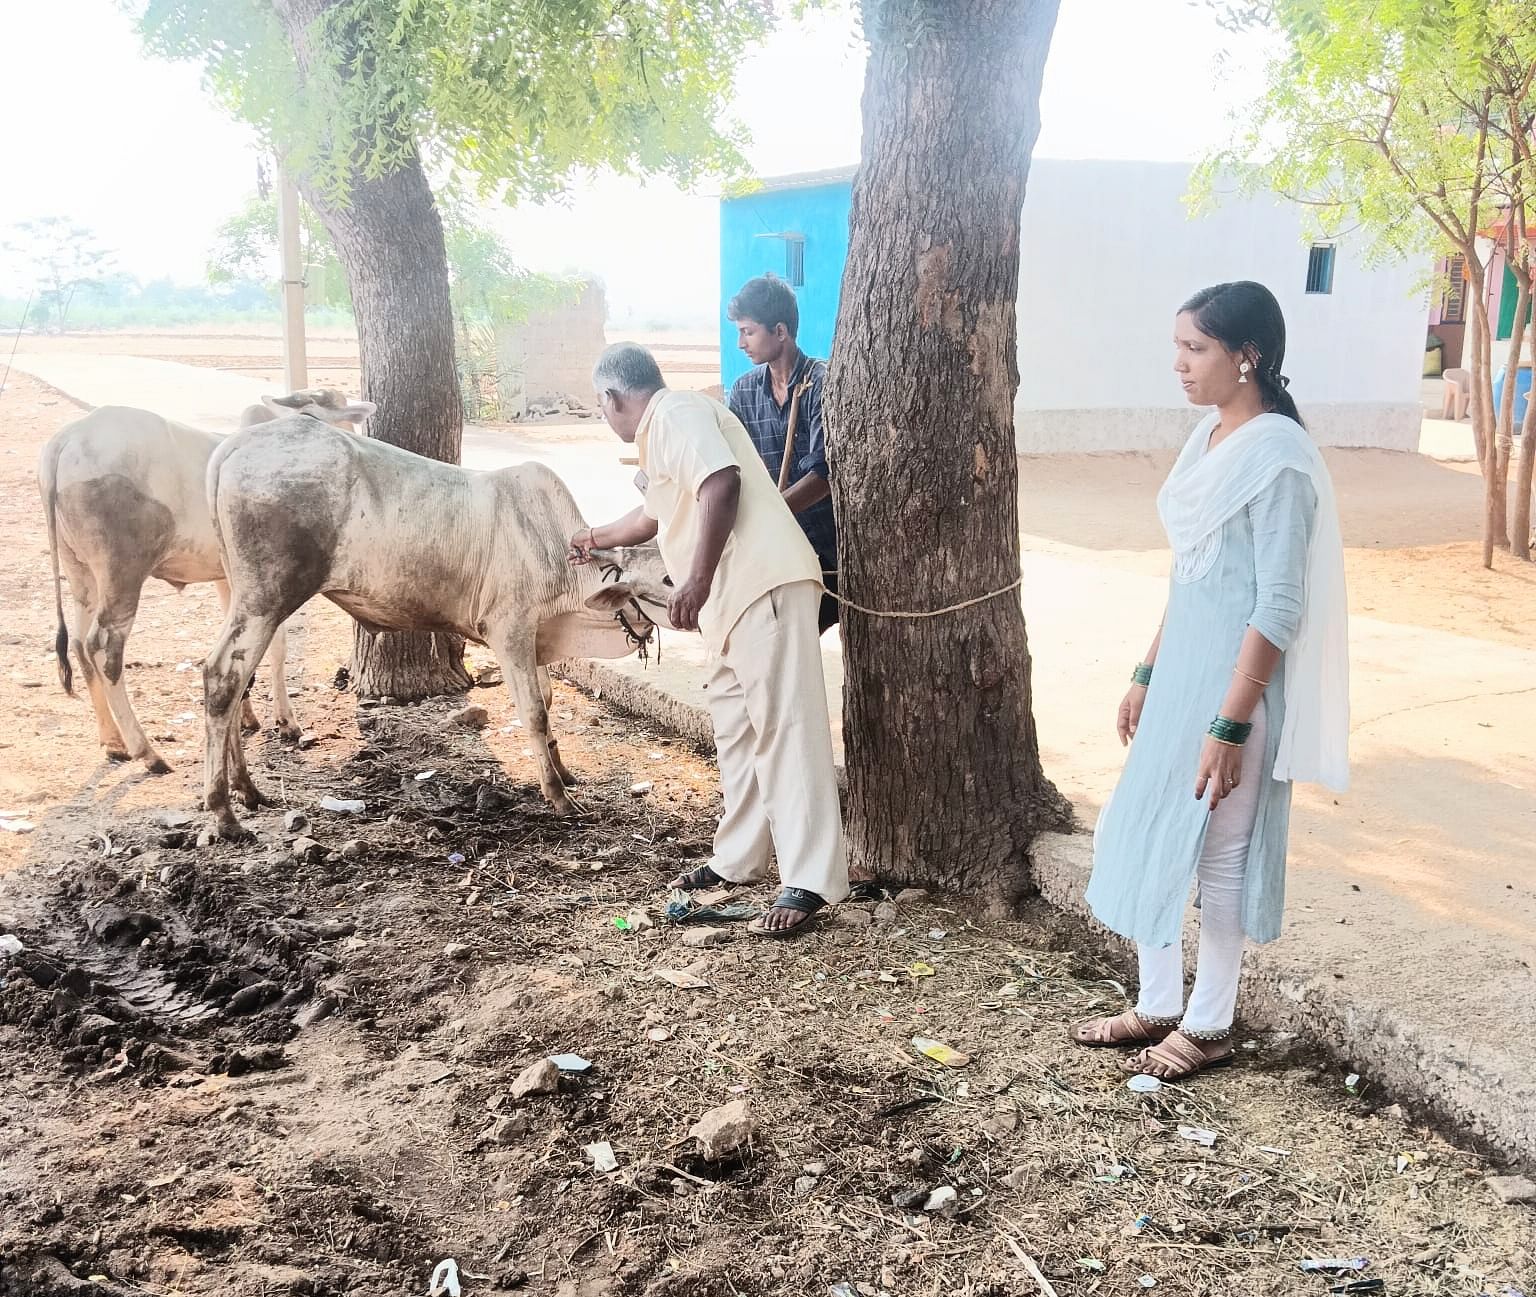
<box><xmin>568</xmin><ymin>527</ymin><xmax>596</xmax><ymax>565</ymax></box>
<box><xmin>667</xmin><ymin>576</ymin><xmax>711</xmax><ymax>633</ymax></box>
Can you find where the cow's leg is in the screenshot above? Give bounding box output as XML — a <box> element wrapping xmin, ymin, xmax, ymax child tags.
<box><xmin>536</xmin><ymin>664</ymin><xmax>578</xmax><ymax>787</ymax></box>
<box><xmin>58</xmin><ymin>552</ymin><xmax>127</xmax><ymax>760</ymax></box>
<box><xmin>492</xmin><ymin>631</ymin><xmax>571</xmax><ymax>815</ymax></box>
<box><xmin>217</xmin><ymin>580</ymin><xmax>264</xmax><ymax>734</ymax></box>
<box><xmin>86</xmin><ymin>580</ymin><xmax>169</xmax><ymax>774</ymax></box>
<box><xmin>203</xmin><ymin>611</ymin><xmax>281</xmax><ymax>838</ymax></box>
<box><xmin>267</xmin><ymin>618</ymin><xmax>302</xmax><ymax>741</ymax></box>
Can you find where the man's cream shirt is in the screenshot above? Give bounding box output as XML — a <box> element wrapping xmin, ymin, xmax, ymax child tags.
<box><xmin>635</xmin><ymin>388</ymin><xmax>822</xmax><ymax>653</ymax></box>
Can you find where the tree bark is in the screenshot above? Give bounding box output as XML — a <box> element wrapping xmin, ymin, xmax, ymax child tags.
<box><xmin>1515</xmin><ymin>374</ymin><xmax>1536</xmax><ymax>560</ymax></box>
<box><xmin>273</xmin><ymin>0</ymin><xmax>470</xmax><ymax>700</ymax></box>
<box><xmin>1493</xmin><ymin>277</ymin><xmax>1528</xmax><ymax>552</ymax></box>
<box><xmin>826</xmin><ymin>0</ymin><xmax>1071</xmax><ymax>906</ymax></box>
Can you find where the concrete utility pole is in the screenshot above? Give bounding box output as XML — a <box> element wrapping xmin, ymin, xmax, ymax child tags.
<box><xmin>276</xmin><ymin>171</ymin><xmax>308</xmax><ymax>393</ymax></box>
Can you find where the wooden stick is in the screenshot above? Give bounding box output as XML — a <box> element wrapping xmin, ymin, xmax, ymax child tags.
<box><xmin>1000</xmin><ymin>1234</ymin><xmax>1060</xmax><ymax>1297</ymax></box>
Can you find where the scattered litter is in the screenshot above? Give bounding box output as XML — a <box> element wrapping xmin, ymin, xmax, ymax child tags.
<box><xmin>1139</xmin><ymin>1277</ymin><xmax>1158</xmax><ymax>1290</ymax></box>
<box><xmin>428</xmin><ymin>1258</ymin><xmax>461</xmax><ymax>1297</ymax></box>
<box><xmin>1395</xmin><ymin>1150</ymin><xmax>1428</xmax><ymax>1174</ymax></box>
<box><xmin>1177</xmin><ymin>1125</ymin><xmax>1218</xmax><ymax>1147</ymax></box>
<box><xmin>415</xmin><ymin>770</ymin><xmax>437</xmax><ymax>782</ymax></box>
<box><xmin>653</xmin><ymin>969</ymin><xmax>711</xmax><ymax>990</ymax></box>
<box><xmin>1094</xmin><ymin>1164</ymin><xmax>1133</xmax><ymax>1184</ymax></box>
<box><xmin>174</xmin><ymin>660</ymin><xmax>194</xmax><ymax>672</ymax></box>
<box><xmin>908</xmin><ymin>961</ymin><xmax>936</xmax><ymax>978</ymax></box>
<box><xmin>0</xmin><ymin>935</ymin><xmax>23</xmax><ymax>957</ymax></box>
<box><xmin>1257</xmin><ymin>1145</ymin><xmax>1292</xmax><ymax>1157</ymax></box>
<box><xmin>549</xmin><ymin>1054</ymin><xmax>592</xmax><ymax>1073</ymax></box>
<box><xmin>646</xmin><ymin>1026</ymin><xmax>672</xmax><ymax>1042</ymax></box>
<box><xmin>1299</xmin><ymin>1259</ymin><xmax>1370</xmax><ymax>1275</ymax></box>
<box><xmin>1127</xmin><ymin>1075</ymin><xmax>1162</xmax><ymax>1093</ymax></box>
<box><xmin>1132</xmin><ymin>1214</ymin><xmax>1153</xmax><ymax>1233</ymax></box>
<box><xmin>613</xmin><ymin>916</ymin><xmax>632</xmax><ymax>931</ymax></box>
<box><xmin>912</xmin><ymin>1037</ymin><xmax>971</xmax><ymax>1068</ymax></box>
<box><xmin>1077</xmin><ymin>1259</ymin><xmax>1107</xmax><ymax>1273</ymax></box>
<box><xmin>923</xmin><ymin>1185</ymin><xmax>959</xmax><ymax>1214</ymax></box>
<box><xmin>1329</xmin><ymin>1283</ymin><xmax>1385</xmax><ymax>1295</ymax></box>
<box><xmin>319</xmin><ymin>796</ymin><xmax>366</xmax><ymax>814</ymax></box>
<box><xmin>828</xmin><ymin>1285</ymin><xmax>857</xmax><ymax>1297</ymax></box>
<box><xmin>664</xmin><ymin>890</ymin><xmax>759</xmax><ymax>924</ymax></box>
<box><xmin>1345</xmin><ymin>1072</ymin><xmax>1362</xmax><ymax>1093</ymax></box>
<box><xmin>586</xmin><ymin>1141</ymin><xmax>618</xmax><ymax>1173</ymax></box>
<box><xmin>447</xmin><ymin>852</ymin><xmax>465</xmax><ymax>866</ymax></box>
<box><xmin>629</xmin><ymin>781</ymin><xmax>653</xmax><ymax>796</ymax></box>
<box><xmin>928</xmin><ymin>928</ymin><xmax>947</xmax><ymax>940</ymax></box>
<box><xmin>0</xmin><ymin>816</ymin><xmax>35</xmax><ymax>834</ymax></box>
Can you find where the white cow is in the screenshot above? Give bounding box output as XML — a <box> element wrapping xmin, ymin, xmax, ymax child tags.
<box><xmin>201</xmin><ymin>414</ymin><xmax>670</xmax><ymax>838</ymax></box>
<box><xmin>38</xmin><ymin>390</ymin><xmax>374</xmax><ymax>772</ymax></box>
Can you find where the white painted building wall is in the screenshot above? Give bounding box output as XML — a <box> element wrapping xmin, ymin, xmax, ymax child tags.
<box><xmin>1013</xmin><ymin>160</ymin><xmax>1429</xmax><ymax>452</ymax></box>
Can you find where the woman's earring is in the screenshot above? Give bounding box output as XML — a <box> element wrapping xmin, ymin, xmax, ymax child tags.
<box><xmin>1238</xmin><ymin>361</ymin><xmax>1251</xmax><ymax>384</ymax></box>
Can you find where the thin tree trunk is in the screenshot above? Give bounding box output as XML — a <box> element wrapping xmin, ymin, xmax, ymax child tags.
<box><xmin>273</xmin><ymin>0</ymin><xmax>470</xmax><ymax>700</ymax></box>
<box><xmin>1493</xmin><ymin>278</ymin><xmax>1528</xmax><ymax>551</ymax></box>
<box><xmin>1515</xmin><ymin>378</ymin><xmax>1536</xmax><ymax>560</ymax></box>
<box><xmin>1471</xmin><ymin>291</ymin><xmax>1499</xmax><ymax>568</ymax></box>
<box><xmin>826</xmin><ymin>0</ymin><xmax>1071</xmax><ymax>906</ymax></box>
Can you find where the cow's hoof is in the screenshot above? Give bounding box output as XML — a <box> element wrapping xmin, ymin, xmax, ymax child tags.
<box><xmin>275</xmin><ymin>721</ymin><xmax>303</xmax><ymax>744</ymax></box>
<box><xmin>240</xmin><ymin>717</ymin><xmax>262</xmax><ymax>736</ymax></box>
<box><xmin>235</xmin><ymin>784</ymin><xmax>271</xmax><ymax>811</ymax></box>
<box><xmin>144</xmin><ymin>756</ymin><xmax>173</xmax><ymax>775</ymax></box>
<box><xmin>217</xmin><ymin>819</ymin><xmax>254</xmax><ymax>843</ymax></box>
<box><xmin>548</xmin><ymin>794</ymin><xmax>574</xmax><ymax>818</ymax></box>
<box><xmin>104</xmin><ymin>747</ymin><xmax>132</xmax><ymax>764</ymax></box>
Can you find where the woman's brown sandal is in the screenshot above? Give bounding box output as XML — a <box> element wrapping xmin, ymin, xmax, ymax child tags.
<box><xmin>1120</xmin><ymin>1028</ymin><xmax>1235</xmax><ymax>1079</ymax></box>
<box><xmin>1069</xmin><ymin>1010</ymin><xmax>1179</xmax><ymax>1048</ymax></box>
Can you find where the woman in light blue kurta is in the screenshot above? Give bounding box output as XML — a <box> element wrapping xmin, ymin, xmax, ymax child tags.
<box><xmin>1074</xmin><ymin>282</ymin><xmax>1351</xmax><ymax>1081</ymax></box>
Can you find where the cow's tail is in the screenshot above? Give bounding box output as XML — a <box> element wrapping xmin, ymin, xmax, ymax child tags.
<box><xmin>38</xmin><ymin>440</ymin><xmax>72</xmax><ymax>696</ymax></box>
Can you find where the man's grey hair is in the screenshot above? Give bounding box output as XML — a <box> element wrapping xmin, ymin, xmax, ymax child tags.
<box><xmin>593</xmin><ymin>342</ymin><xmax>665</xmax><ymax>398</ymax></box>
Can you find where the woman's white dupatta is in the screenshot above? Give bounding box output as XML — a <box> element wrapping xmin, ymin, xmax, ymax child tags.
<box><xmin>1157</xmin><ymin>412</ymin><xmax>1351</xmax><ymax>792</ymax></box>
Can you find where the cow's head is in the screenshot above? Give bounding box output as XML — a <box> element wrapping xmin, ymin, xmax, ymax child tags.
<box><xmin>258</xmin><ymin>388</ymin><xmax>377</xmax><ymax>431</ymax></box>
<box><xmin>590</xmin><ymin>545</ymin><xmax>676</xmax><ymax>629</ymax></box>
<box><xmin>535</xmin><ymin>562</ymin><xmax>665</xmax><ymax>667</ymax></box>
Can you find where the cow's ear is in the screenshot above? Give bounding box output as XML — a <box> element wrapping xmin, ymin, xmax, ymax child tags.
<box><xmin>333</xmin><ymin>400</ymin><xmax>376</xmax><ymax>424</ymax></box>
<box><xmin>260</xmin><ymin>395</ymin><xmax>295</xmax><ymax>418</ymax></box>
<box><xmin>584</xmin><ymin>584</ymin><xmax>635</xmax><ymax>612</ymax></box>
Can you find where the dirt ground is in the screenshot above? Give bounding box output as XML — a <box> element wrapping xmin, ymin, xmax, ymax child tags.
<box><xmin>2</xmin><ymin>364</ymin><xmax>1534</xmax><ymax>1296</ymax></box>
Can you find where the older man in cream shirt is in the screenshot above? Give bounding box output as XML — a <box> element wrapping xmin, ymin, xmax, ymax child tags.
<box><xmin>569</xmin><ymin>342</ymin><xmax>848</xmax><ymax>936</ymax></box>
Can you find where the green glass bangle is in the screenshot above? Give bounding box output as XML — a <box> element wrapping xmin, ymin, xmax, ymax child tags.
<box><xmin>1208</xmin><ymin>716</ymin><xmax>1254</xmax><ymax>745</ymax></box>
<box><xmin>1131</xmin><ymin>663</ymin><xmax>1153</xmax><ymax>687</ymax></box>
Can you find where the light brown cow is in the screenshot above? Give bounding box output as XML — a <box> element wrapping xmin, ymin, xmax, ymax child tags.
<box><xmin>38</xmin><ymin>390</ymin><xmax>373</xmax><ymax>772</ymax></box>
<box><xmin>201</xmin><ymin>414</ymin><xmax>670</xmax><ymax>838</ymax></box>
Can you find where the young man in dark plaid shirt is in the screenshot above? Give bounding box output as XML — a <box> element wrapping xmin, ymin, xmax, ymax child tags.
<box><xmin>726</xmin><ymin>274</ymin><xmax>840</xmax><ymax>633</ymax></box>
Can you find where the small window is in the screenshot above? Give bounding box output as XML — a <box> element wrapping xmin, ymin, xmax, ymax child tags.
<box><xmin>785</xmin><ymin>237</ymin><xmax>805</xmax><ymax>288</ymax></box>
<box><xmin>1441</xmin><ymin>254</ymin><xmax>1467</xmax><ymax>324</ymax></box>
<box><xmin>1305</xmin><ymin>244</ymin><xmax>1336</xmax><ymax>295</ymax></box>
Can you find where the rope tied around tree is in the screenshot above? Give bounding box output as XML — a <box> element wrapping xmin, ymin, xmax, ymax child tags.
<box><xmin>821</xmin><ymin>571</ymin><xmax>1024</xmax><ymax>620</ymax></box>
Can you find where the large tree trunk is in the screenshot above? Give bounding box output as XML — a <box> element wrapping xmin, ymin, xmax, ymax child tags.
<box><xmin>274</xmin><ymin>0</ymin><xmax>471</xmax><ymax>700</ymax></box>
<box><xmin>826</xmin><ymin>0</ymin><xmax>1071</xmax><ymax>906</ymax></box>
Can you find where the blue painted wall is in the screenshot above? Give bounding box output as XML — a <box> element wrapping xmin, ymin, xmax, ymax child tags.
<box><xmin>718</xmin><ymin>180</ymin><xmax>853</xmax><ymax>388</ymax></box>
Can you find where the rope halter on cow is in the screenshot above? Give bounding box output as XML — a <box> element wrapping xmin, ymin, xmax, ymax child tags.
<box><xmin>599</xmin><ymin>561</ymin><xmax>661</xmax><ymax>665</ymax></box>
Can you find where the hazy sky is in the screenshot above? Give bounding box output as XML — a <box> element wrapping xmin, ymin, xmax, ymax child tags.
<box><xmin>1</xmin><ymin>1</ymin><xmax>1272</xmax><ymax>324</ymax></box>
